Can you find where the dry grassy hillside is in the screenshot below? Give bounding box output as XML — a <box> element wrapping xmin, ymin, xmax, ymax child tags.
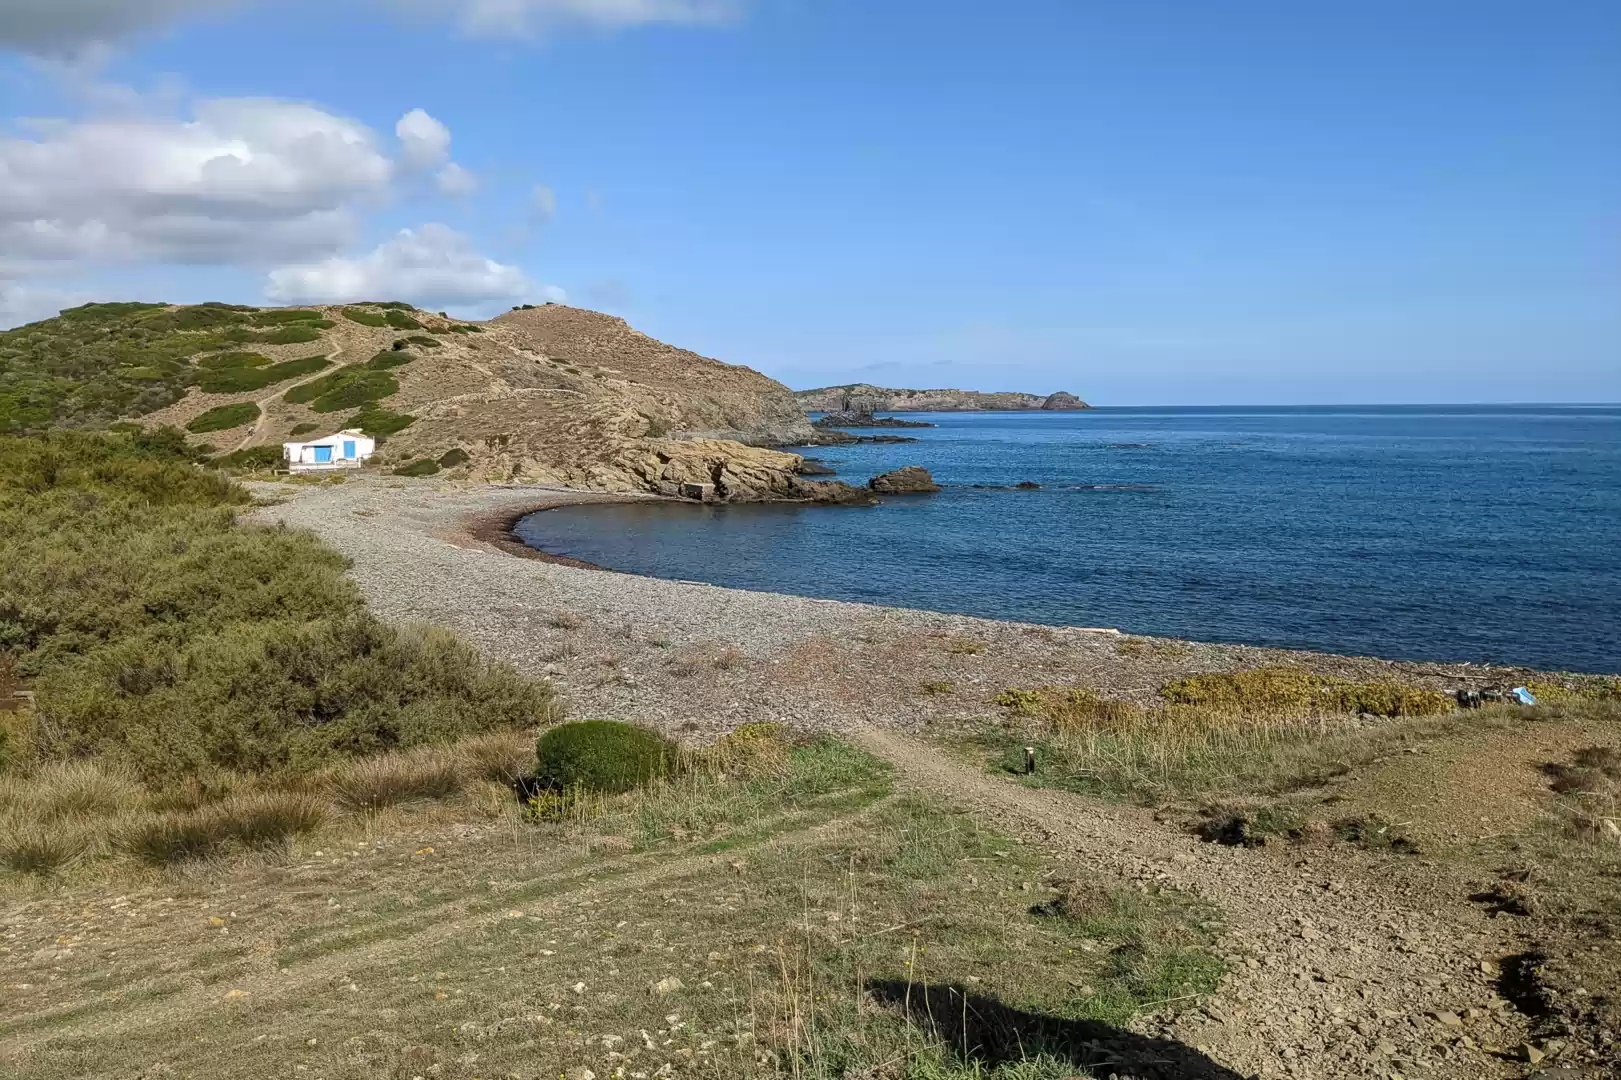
<box><xmin>127</xmin><ymin>301</ymin><xmax>855</xmax><ymax>500</ymax></box>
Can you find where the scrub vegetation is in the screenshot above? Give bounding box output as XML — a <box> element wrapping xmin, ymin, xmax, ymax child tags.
<box><xmin>0</xmin><ymin>429</ymin><xmax>558</xmax><ymax>798</ymax></box>
<box><xmin>282</xmin><ymin>365</ymin><xmax>400</xmax><ymax>412</ymax></box>
<box><xmin>0</xmin><ymin>302</ymin><xmax>349</xmax><ymax>434</ymax></box>
<box><xmin>185</xmin><ymin>401</ymin><xmax>260</xmax><ymax>432</ymax></box>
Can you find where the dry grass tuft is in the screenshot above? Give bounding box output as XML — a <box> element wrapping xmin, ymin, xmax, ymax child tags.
<box><xmin>0</xmin><ymin>819</ymin><xmax>96</xmax><ymax>875</ymax></box>
<box><xmin>919</xmin><ymin>680</ymin><xmax>956</xmax><ymax>696</ymax></box>
<box><xmin>944</xmin><ymin>636</ymin><xmax>987</xmax><ymax>655</ymax></box>
<box><xmin>1161</xmin><ymin>666</ymin><xmax>1453</xmax><ymax>718</ymax></box>
<box><xmin>7</xmin><ymin>759</ymin><xmax>145</xmax><ymax>821</ymax></box>
<box><xmin>327</xmin><ymin>751</ymin><xmax>466</xmax><ymax>812</ymax></box>
<box><xmin>455</xmin><ymin>730</ymin><xmax>533</xmax><ymax>784</ymax></box>
<box><xmin>120</xmin><ymin>792</ymin><xmax>324</xmax><ymax>865</ymax></box>
<box><xmin>712</xmin><ymin>647</ymin><xmax>746</xmax><ymax>671</ymax></box>
<box><xmin>547</xmin><ymin>610</ymin><xmax>584</xmax><ymax>630</ymax></box>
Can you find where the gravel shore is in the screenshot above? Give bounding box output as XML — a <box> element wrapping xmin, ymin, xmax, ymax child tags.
<box><xmin>248</xmin><ymin>474</ymin><xmax>1543</xmax><ymax>741</ymax></box>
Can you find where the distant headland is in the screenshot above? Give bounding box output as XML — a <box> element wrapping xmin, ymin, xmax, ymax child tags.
<box><xmin>795</xmin><ymin>383</ymin><xmax>1090</xmax><ymax>412</ymax></box>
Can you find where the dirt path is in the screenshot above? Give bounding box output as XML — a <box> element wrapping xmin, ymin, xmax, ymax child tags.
<box><xmin>854</xmin><ymin>729</ymin><xmax>1540</xmax><ymax>1080</ymax></box>
<box><xmin>232</xmin><ymin>342</ymin><xmax>346</xmax><ymax>451</ymax></box>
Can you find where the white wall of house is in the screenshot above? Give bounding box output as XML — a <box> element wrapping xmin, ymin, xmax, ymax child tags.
<box><xmin>283</xmin><ymin>430</ymin><xmax>376</xmax><ymax>471</ymax></box>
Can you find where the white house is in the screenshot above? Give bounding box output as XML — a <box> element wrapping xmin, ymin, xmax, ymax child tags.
<box><xmin>283</xmin><ymin>429</ymin><xmax>375</xmax><ymax>471</ymax></box>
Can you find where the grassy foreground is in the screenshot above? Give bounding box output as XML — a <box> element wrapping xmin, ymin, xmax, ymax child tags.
<box><xmin>1</xmin><ymin>736</ymin><xmax>1224</xmax><ymax>1080</ymax></box>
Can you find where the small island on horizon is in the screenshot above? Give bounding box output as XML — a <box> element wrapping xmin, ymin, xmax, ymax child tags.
<box><xmin>795</xmin><ymin>382</ymin><xmax>1090</xmax><ymax>413</ymax></box>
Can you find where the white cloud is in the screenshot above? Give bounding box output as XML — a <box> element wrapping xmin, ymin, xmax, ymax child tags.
<box><xmin>0</xmin><ymin>97</ymin><xmax>393</xmax><ymax>264</ymax></box>
<box><xmin>435</xmin><ymin>161</ymin><xmax>478</xmax><ymax>197</ymax></box>
<box><xmin>395</xmin><ymin>107</ymin><xmax>451</xmax><ymax>170</ymax></box>
<box><xmin>0</xmin><ymin>259</ymin><xmax>90</xmax><ymax>328</ymax></box>
<box><xmin>531</xmin><ymin>184</ymin><xmax>557</xmax><ymax>221</ymax></box>
<box><xmin>265</xmin><ymin>223</ymin><xmax>547</xmax><ymax>312</ymax></box>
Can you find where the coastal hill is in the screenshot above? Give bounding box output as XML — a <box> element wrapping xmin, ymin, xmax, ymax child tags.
<box><xmin>0</xmin><ymin>300</ymin><xmax>866</xmax><ymax>502</ymax></box>
<box><xmin>795</xmin><ymin>383</ymin><xmax>1090</xmax><ymax>412</ymax></box>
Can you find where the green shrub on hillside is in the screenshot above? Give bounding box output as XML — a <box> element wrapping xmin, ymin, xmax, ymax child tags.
<box><xmin>0</xmin><ymin>430</ymin><xmax>560</xmax><ymax>785</ymax></box>
<box><xmin>310</xmin><ymin>370</ymin><xmax>398</xmax><ymax>412</ymax></box>
<box><xmin>197</xmin><ymin>354</ymin><xmax>329</xmax><ymax>394</ymax></box>
<box><xmin>438</xmin><ymin>447</ymin><xmax>470</xmax><ymax>468</ymax></box>
<box><xmin>288</xmin><ymin>422</ymin><xmax>319</xmax><ymax>436</ymax></box>
<box><xmin>533</xmin><ymin>721</ymin><xmax>675</xmax><ymax>793</ymax></box>
<box><xmin>0</xmin><ymin>303</ymin><xmax>270</xmax><ymax>432</ymax></box>
<box><xmin>260</xmin><ymin>324</ymin><xmax>326</xmax><ymax>345</ymax></box>
<box><xmin>447</xmin><ymin>324</ymin><xmax>484</xmax><ymax>334</ymax></box>
<box><xmin>212</xmin><ymin>445</ymin><xmax>285</xmax><ymax>471</ymax></box>
<box><xmin>366</xmin><ymin>350</ymin><xmax>414</xmax><ymax>370</ymax></box>
<box><xmin>197</xmin><ymin>351</ymin><xmax>271</xmax><ymax>370</ymax></box>
<box><xmin>341</xmin><ymin>308</ymin><xmax>388</xmax><ymax>327</ymax></box>
<box><xmin>393</xmin><ymin>458</ymin><xmax>440</xmax><ymax>477</ymax></box>
<box><xmin>384</xmin><ymin>310</ymin><xmax>424</xmax><ymax>330</ymax></box>
<box><xmin>283</xmin><ymin>366</ymin><xmax>398</xmax><ymax>411</ymax></box>
<box><xmin>250</xmin><ymin>309</ymin><xmax>325</xmax><ymax>326</ymax></box>
<box><xmin>351</xmin><ymin>407</ymin><xmax>415</xmax><ymax>436</ymax></box>
<box><xmin>405</xmin><ymin>335</ymin><xmax>442</xmax><ymax>348</ymax></box>
<box><xmin>186</xmin><ymin>402</ymin><xmax>260</xmax><ymax>433</ymax></box>
<box><xmin>360</xmin><ymin>302</ymin><xmax>415</xmax><ymax>310</ymax></box>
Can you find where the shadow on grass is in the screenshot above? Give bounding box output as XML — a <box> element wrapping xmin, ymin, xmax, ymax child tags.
<box><xmin>866</xmin><ymin>979</ymin><xmax>1244</xmax><ymax>1080</ymax></box>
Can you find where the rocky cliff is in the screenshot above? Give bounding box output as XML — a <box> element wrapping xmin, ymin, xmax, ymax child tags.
<box><xmin>795</xmin><ymin>383</ymin><xmax>1090</xmax><ymax>412</ymax></box>
<box><xmin>119</xmin><ymin>301</ymin><xmax>866</xmax><ymax>502</ymax></box>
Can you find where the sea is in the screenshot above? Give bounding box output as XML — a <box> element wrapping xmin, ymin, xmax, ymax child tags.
<box><xmin>513</xmin><ymin>406</ymin><xmax>1621</xmax><ymax>674</ymax></box>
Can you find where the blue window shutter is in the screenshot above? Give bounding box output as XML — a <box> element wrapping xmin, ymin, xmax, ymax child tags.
<box><xmin>314</xmin><ymin>445</ymin><xmax>333</xmax><ymax>463</ymax></box>
<box><xmin>343</xmin><ymin>441</ymin><xmax>356</xmax><ymax>458</ymax></box>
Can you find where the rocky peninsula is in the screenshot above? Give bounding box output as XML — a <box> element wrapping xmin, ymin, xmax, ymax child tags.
<box><xmin>796</xmin><ymin>383</ymin><xmax>1091</xmax><ymax>412</ymax></box>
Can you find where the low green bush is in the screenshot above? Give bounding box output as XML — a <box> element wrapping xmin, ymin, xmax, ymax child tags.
<box><xmin>2</xmin><ymin>430</ymin><xmax>562</xmax><ymax>786</ymax></box>
<box><xmin>351</xmin><ymin>407</ymin><xmax>415</xmax><ymax>436</ymax></box>
<box><xmin>393</xmin><ymin>458</ymin><xmax>440</xmax><ymax>477</ymax></box>
<box><xmin>405</xmin><ymin>335</ymin><xmax>442</xmax><ymax>349</ymax></box>
<box><xmin>198</xmin><ymin>351</ymin><xmax>271</xmax><ymax>370</ymax></box>
<box><xmin>438</xmin><ymin>447</ymin><xmax>470</xmax><ymax>468</ymax></box>
<box><xmin>212</xmin><ymin>445</ymin><xmax>284</xmax><ymax>471</ymax></box>
<box><xmin>367</xmin><ymin>350</ymin><xmax>414</xmax><ymax>370</ymax></box>
<box><xmin>534</xmin><ymin>720</ymin><xmax>675</xmax><ymax>794</ymax></box>
<box><xmin>288</xmin><ymin>422</ymin><xmax>319</xmax><ymax>436</ymax></box>
<box><xmin>384</xmin><ymin>310</ymin><xmax>424</xmax><ymax>330</ymax></box>
<box><xmin>342</xmin><ymin>308</ymin><xmax>387</xmax><ymax>327</ymax></box>
<box><xmin>196</xmin><ymin>354</ymin><xmax>330</xmax><ymax>394</ymax></box>
<box><xmin>186</xmin><ymin>402</ymin><xmax>260</xmax><ymax>433</ymax></box>
<box><xmin>447</xmin><ymin>324</ymin><xmax>483</xmax><ymax>334</ymax></box>
<box><xmin>250</xmin><ymin>309</ymin><xmax>325</xmax><ymax>326</ymax></box>
<box><xmin>310</xmin><ymin>370</ymin><xmax>398</xmax><ymax>412</ymax></box>
<box><xmin>259</xmin><ymin>324</ymin><xmax>325</xmax><ymax>345</ymax></box>
<box><xmin>284</xmin><ymin>366</ymin><xmax>398</xmax><ymax>411</ymax></box>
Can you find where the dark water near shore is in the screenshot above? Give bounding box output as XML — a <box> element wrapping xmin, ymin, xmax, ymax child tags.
<box><xmin>514</xmin><ymin>406</ymin><xmax>1621</xmax><ymax>673</ymax></box>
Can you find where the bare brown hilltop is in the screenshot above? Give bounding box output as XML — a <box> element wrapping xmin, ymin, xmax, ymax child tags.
<box><xmin>795</xmin><ymin>383</ymin><xmax>1091</xmax><ymax>412</ymax></box>
<box><xmin>129</xmin><ymin>301</ymin><xmax>870</xmax><ymax>502</ymax></box>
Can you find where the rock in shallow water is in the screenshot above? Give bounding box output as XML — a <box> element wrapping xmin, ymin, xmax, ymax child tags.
<box><xmin>869</xmin><ymin>466</ymin><xmax>942</xmax><ymax>494</ymax></box>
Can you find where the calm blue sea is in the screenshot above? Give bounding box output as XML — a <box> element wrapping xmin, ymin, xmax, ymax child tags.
<box><xmin>514</xmin><ymin>406</ymin><xmax>1621</xmax><ymax>673</ymax></box>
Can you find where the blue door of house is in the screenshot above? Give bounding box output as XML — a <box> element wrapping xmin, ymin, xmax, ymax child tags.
<box><xmin>342</xmin><ymin>441</ymin><xmax>357</xmax><ymax>459</ymax></box>
<box><xmin>313</xmin><ymin>445</ymin><xmax>333</xmax><ymax>463</ymax></box>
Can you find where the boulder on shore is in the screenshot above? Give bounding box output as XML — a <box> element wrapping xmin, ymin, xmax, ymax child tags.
<box><xmin>868</xmin><ymin>466</ymin><xmax>941</xmax><ymax>494</ymax></box>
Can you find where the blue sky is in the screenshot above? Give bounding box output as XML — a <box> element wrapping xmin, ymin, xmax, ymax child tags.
<box><xmin>1</xmin><ymin>0</ymin><xmax>1616</xmax><ymax>403</ymax></box>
